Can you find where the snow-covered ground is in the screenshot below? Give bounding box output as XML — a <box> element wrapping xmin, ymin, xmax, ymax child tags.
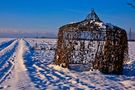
<box><xmin>0</xmin><ymin>38</ymin><xmax>135</xmax><ymax>90</ymax></box>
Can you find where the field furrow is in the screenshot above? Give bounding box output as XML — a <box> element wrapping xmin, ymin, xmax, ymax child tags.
<box><xmin>0</xmin><ymin>38</ymin><xmax>135</xmax><ymax>90</ymax></box>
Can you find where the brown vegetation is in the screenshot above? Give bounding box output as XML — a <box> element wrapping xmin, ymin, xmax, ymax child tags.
<box><xmin>54</xmin><ymin>10</ymin><xmax>128</xmax><ymax>74</ymax></box>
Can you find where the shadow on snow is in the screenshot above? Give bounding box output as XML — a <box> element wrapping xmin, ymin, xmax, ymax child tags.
<box><xmin>23</xmin><ymin>40</ymin><xmax>95</xmax><ymax>90</ymax></box>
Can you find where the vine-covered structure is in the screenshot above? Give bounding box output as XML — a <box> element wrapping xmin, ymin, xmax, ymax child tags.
<box><xmin>54</xmin><ymin>10</ymin><xmax>128</xmax><ymax>74</ymax></box>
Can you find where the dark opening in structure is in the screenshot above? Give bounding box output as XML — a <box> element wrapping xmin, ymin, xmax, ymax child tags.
<box><xmin>54</xmin><ymin>10</ymin><xmax>128</xmax><ymax>74</ymax></box>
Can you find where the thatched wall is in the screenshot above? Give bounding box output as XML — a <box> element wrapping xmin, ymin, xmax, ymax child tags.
<box><xmin>54</xmin><ymin>10</ymin><xmax>128</xmax><ymax>74</ymax></box>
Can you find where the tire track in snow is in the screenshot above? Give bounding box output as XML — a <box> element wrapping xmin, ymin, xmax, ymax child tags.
<box><xmin>0</xmin><ymin>39</ymin><xmax>38</xmax><ymax>90</ymax></box>
<box><xmin>0</xmin><ymin>54</ymin><xmax>15</xmax><ymax>85</ymax></box>
<box><xmin>0</xmin><ymin>40</ymin><xmax>18</xmax><ymax>82</ymax></box>
<box><xmin>0</xmin><ymin>40</ymin><xmax>18</xmax><ymax>67</ymax></box>
<box><xmin>0</xmin><ymin>39</ymin><xmax>15</xmax><ymax>51</ymax></box>
<box><xmin>0</xmin><ymin>40</ymin><xmax>18</xmax><ymax>88</ymax></box>
<box><xmin>14</xmin><ymin>39</ymin><xmax>37</xmax><ymax>90</ymax></box>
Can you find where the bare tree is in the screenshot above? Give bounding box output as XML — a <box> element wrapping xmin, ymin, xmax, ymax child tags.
<box><xmin>128</xmin><ymin>0</ymin><xmax>135</xmax><ymax>9</ymax></box>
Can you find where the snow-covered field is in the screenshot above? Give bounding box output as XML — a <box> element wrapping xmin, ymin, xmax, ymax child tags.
<box><xmin>0</xmin><ymin>38</ymin><xmax>135</xmax><ymax>90</ymax></box>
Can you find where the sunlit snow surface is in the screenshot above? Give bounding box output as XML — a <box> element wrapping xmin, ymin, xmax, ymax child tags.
<box><xmin>0</xmin><ymin>38</ymin><xmax>135</xmax><ymax>90</ymax></box>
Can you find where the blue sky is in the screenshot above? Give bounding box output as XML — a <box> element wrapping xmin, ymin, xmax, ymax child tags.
<box><xmin>0</xmin><ymin>0</ymin><xmax>135</xmax><ymax>35</ymax></box>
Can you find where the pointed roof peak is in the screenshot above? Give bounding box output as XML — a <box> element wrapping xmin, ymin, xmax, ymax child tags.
<box><xmin>86</xmin><ymin>9</ymin><xmax>101</xmax><ymax>21</ymax></box>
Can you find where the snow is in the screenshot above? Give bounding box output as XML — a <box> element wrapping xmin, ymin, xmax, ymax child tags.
<box><xmin>0</xmin><ymin>39</ymin><xmax>37</xmax><ymax>90</ymax></box>
<box><xmin>0</xmin><ymin>40</ymin><xmax>17</xmax><ymax>57</ymax></box>
<box><xmin>120</xmin><ymin>80</ymin><xmax>135</xmax><ymax>89</ymax></box>
<box><xmin>0</xmin><ymin>38</ymin><xmax>135</xmax><ymax>90</ymax></box>
<box><xmin>94</xmin><ymin>22</ymin><xmax>106</xmax><ymax>29</ymax></box>
<box><xmin>0</xmin><ymin>38</ymin><xmax>14</xmax><ymax>44</ymax></box>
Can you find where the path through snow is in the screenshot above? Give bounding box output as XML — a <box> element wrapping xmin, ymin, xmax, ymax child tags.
<box><xmin>0</xmin><ymin>39</ymin><xmax>135</xmax><ymax>90</ymax></box>
<box><xmin>0</xmin><ymin>39</ymin><xmax>37</xmax><ymax>90</ymax></box>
